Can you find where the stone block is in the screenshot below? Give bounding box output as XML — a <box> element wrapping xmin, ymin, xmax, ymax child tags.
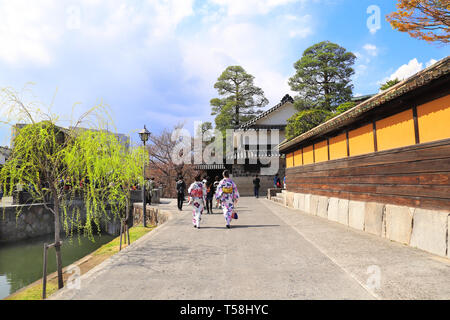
<box><xmin>348</xmin><ymin>201</ymin><xmax>366</xmax><ymax>231</ymax></box>
<box><xmin>328</xmin><ymin>198</ymin><xmax>339</xmax><ymax>222</ymax></box>
<box><xmin>385</xmin><ymin>205</ymin><xmax>414</xmax><ymax>245</ymax></box>
<box><xmin>338</xmin><ymin>199</ymin><xmax>349</xmax><ymax>226</ymax></box>
<box><xmin>286</xmin><ymin>192</ymin><xmax>294</xmax><ymax>208</ymax></box>
<box><xmin>309</xmin><ymin>195</ymin><xmax>319</xmax><ymax>215</ymax></box>
<box><xmin>304</xmin><ymin>194</ymin><xmax>311</xmax><ymax>214</ymax></box>
<box><xmin>293</xmin><ymin>193</ymin><xmax>302</xmax><ymax>210</ymax></box>
<box><xmin>364</xmin><ymin>202</ymin><xmax>385</xmax><ymax>236</ymax></box>
<box><xmin>298</xmin><ymin>194</ymin><xmax>306</xmax><ymax>212</ymax></box>
<box><xmin>410</xmin><ymin>209</ymin><xmax>448</xmax><ymax>257</ymax></box>
<box><xmin>317</xmin><ymin>196</ymin><xmax>329</xmax><ymax>218</ymax></box>
<box><xmin>292</xmin><ymin>193</ymin><xmax>298</xmax><ymax>209</ymax></box>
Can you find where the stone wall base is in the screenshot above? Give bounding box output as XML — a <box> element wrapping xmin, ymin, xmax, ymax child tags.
<box><xmin>274</xmin><ymin>190</ymin><xmax>450</xmax><ymax>259</ymax></box>
<box><xmin>133</xmin><ymin>204</ymin><xmax>171</xmax><ymax>227</ymax></box>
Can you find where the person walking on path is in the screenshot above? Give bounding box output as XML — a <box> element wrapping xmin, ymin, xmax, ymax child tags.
<box><xmin>215</xmin><ymin>170</ymin><xmax>239</xmax><ymax>229</ymax></box>
<box><xmin>176</xmin><ymin>176</ymin><xmax>186</xmax><ymax>211</ymax></box>
<box><xmin>205</xmin><ymin>177</ymin><xmax>215</xmax><ymax>214</ymax></box>
<box><xmin>253</xmin><ymin>175</ymin><xmax>260</xmax><ymax>198</ymax></box>
<box><xmin>188</xmin><ymin>174</ymin><xmax>206</xmax><ymax>229</ymax></box>
<box><xmin>274</xmin><ymin>173</ymin><xmax>281</xmax><ymax>189</ymax></box>
<box><xmin>213</xmin><ymin>176</ymin><xmax>220</xmax><ymax>208</ymax></box>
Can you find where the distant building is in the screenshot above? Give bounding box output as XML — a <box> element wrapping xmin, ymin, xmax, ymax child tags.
<box><xmin>0</xmin><ymin>146</ymin><xmax>11</xmax><ymax>166</ymax></box>
<box><xmin>69</xmin><ymin>126</ymin><xmax>130</xmax><ymax>150</ymax></box>
<box><xmin>10</xmin><ymin>123</ymin><xmax>129</xmax><ymax>150</ymax></box>
<box><xmin>10</xmin><ymin>123</ymin><xmax>27</xmax><ymax>148</ymax></box>
<box><xmin>351</xmin><ymin>94</ymin><xmax>375</xmax><ymax>104</ymax></box>
<box><xmin>195</xmin><ymin>94</ymin><xmax>297</xmax><ymax>195</ymax></box>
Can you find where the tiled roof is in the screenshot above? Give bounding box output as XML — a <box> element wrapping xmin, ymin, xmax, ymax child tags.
<box><xmin>279</xmin><ymin>56</ymin><xmax>450</xmax><ymax>152</ymax></box>
<box><xmin>237</xmin><ymin>94</ymin><xmax>294</xmax><ymax>129</ymax></box>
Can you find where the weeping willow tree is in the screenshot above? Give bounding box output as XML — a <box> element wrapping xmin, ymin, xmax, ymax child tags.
<box><xmin>0</xmin><ymin>87</ymin><xmax>147</xmax><ymax>289</ymax></box>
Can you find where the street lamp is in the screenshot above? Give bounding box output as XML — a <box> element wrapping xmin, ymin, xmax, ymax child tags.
<box><xmin>139</xmin><ymin>125</ymin><xmax>150</xmax><ymax>227</ymax></box>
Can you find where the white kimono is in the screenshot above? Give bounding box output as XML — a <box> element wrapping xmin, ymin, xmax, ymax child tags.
<box><xmin>188</xmin><ymin>181</ymin><xmax>206</xmax><ymax>228</ymax></box>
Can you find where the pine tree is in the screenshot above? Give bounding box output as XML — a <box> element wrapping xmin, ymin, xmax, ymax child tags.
<box><xmin>211</xmin><ymin>66</ymin><xmax>268</xmax><ymax>132</ymax></box>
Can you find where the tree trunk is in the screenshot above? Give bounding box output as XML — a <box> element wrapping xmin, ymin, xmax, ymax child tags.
<box><xmin>53</xmin><ymin>194</ymin><xmax>64</xmax><ymax>289</ymax></box>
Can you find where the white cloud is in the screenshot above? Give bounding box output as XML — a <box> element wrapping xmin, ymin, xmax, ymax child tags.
<box><xmin>0</xmin><ymin>0</ymin><xmax>314</xmax><ymax>136</ymax></box>
<box><xmin>376</xmin><ymin>57</ymin><xmax>439</xmax><ymax>89</ymax></box>
<box><xmin>209</xmin><ymin>0</ymin><xmax>303</xmax><ymax>16</ymax></box>
<box><xmin>363</xmin><ymin>44</ymin><xmax>378</xmax><ymax>56</ymax></box>
<box><xmin>0</xmin><ymin>0</ymin><xmax>195</xmax><ymax>66</ymax></box>
<box><xmin>426</xmin><ymin>58</ymin><xmax>437</xmax><ymax>68</ymax></box>
<box><xmin>388</xmin><ymin>58</ymin><xmax>423</xmax><ymax>81</ymax></box>
<box><xmin>0</xmin><ymin>0</ymin><xmax>64</xmax><ymax>66</ymax></box>
<box><xmin>179</xmin><ymin>14</ymin><xmax>304</xmax><ymax>108</ymax></box>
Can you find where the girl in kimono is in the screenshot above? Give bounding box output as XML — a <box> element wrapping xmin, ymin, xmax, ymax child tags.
<box><xmin>188</xmin><ymin>174</ymin><xmax>206</xmax><ymax>229</ymax></box>
<box><xmin>215</xmin><ymin>170</ymin><xmax>240</xmax><ymax>229</ymax></box>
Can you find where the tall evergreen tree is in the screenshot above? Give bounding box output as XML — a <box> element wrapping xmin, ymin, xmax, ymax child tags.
<box><xmin>211</xmin><ymin>66</ymin><xmax>268</xmax><ymax>131</ymax></box>
<box><xmin>288</xmin><ymin>41</ymin><xmax>356</xmax><ymax>112</ymax></box>
<box><xmin>286</xmin><ymin>41</ymin><xmax>356</xmax><ymax>140</ymax></box>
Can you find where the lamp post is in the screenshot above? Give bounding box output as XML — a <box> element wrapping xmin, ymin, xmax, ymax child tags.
<box><xmin>139</xmin><ymin>125</ymin><xmax>150</xmax><ymax>227</ymax></box>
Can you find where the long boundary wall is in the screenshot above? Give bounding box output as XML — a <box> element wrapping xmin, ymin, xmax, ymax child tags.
<box><xmin>271</xmin><ymin>190</ymin><xmax>449</xmax><ymax>259</ymax></box>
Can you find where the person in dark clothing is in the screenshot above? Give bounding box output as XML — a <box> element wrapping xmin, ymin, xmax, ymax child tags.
<box><xmin>253</xmin><ymin>175</ymin><xmax>261</xmax><ymax>198</ymax></box>
<box><xmin>274</xmin><ymin>173</ymin><xmax>281</xmax><ymax>188</ymax></box>
<box><xmin>205</xmin><ymin>177</ymin><xmax>215</xmax><ymax>214</ymax></box>
<box><xmin>176</xmin><ymin>176</ymin><xmax>186</xmax><ymax>211</ymax></box>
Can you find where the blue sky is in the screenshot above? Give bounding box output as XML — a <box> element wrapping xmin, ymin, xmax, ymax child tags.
<box><xmin>0</xmin><ymin>0</ymin><xmax>448</xmax><ymax>147</ymax></box>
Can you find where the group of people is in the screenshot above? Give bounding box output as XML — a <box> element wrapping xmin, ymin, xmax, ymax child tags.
<box><xmin>251</xmin><ymin>173</ymin><xmax>286</xmax><ymax>198</ymax></box>
<box><xmin>176</xmin><ymin>170</ymin><xmax>240</xmax><ymax>229</ymax></box>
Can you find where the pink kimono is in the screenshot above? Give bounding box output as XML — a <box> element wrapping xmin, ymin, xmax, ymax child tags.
<box><xmin>188</xmin><ymin>181</ymin><xmax>206</xmax><ymax>228</ymax></box>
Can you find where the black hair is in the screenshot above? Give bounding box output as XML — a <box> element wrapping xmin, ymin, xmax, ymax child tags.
<box><xmin>195</xmin><ymin>174</ymin><xmax>202</xmax><ymax>182</ymax></box>
<box><xmin>215</xmin><ymin>176</ymin><xmax>220</xmax><ymax>181</ymax></box>
<box><xmin>223</xmin><ymin>170</ymin><xmax>230</xmax><ymax>178</ymax></box>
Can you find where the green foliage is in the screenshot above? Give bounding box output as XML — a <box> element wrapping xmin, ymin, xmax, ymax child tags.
<box><xmin>289</xmin><ymin>41</ymin><xmax>356</xmax><ymax>112</ymax></box>
<box><xmin>0</xmin><ymin>91</ymin><xmax>147</xmax><ymax>241</ymax></box>
<box><xmin>325</xmin><ymin>101</ymin><xmax>357</xmax><ymax>121</ymax></box>
<box><xmin>285</xmin><ymin>109</ymin><xmax>331</xmax><ymax>140</ymax></box>
<box><xmin>285</xmin><ymin>41</ymin><xmax>356</xmax><ymax>141</ymax></box>
<box><xmin>380</xmin><ymin>78</ymin><xmax>400</xmax><ymax>91</ymax></box>
<box><xmin>211</xmin><ymin>66</ymin><xmax>268</xmax><ymax>131</ymax></box>
<box><xmin>64</xmin><ymin>130</ymin><xmax>146</xmax><ymax>239</ymax></box>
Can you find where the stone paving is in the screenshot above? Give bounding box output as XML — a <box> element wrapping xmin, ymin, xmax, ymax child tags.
<box><xmin>51</xmin><ymin>197</ymin><xmax>450</xmax><ymax>300</ymax></box>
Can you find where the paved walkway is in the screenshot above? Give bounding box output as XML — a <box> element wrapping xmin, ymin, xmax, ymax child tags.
<box><xmin>51</xmin><ymin>197</ymin><xmax>450</xmax><ymax>300</ymax></box>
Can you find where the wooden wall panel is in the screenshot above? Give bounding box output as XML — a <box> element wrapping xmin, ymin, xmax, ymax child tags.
<box><xmin>286</xmin><ymin>152</ymin><xmax>294</xmax><ymax>168</ymax></box>
<box><xmin>286</xmin><ymin>139</ymin><xmax>450</xmax><ymax>211</ymax></box>
<box><xmin>348</xmin><ymin>124</ymin><xmax>374</xmax><ymax>156</ymax></box>
<box><xmin>293</xmin><ymin>149</ymin><xmax>302</xmax><ymax>167</ymax></box>
<box><xmin>376</xmin><ymin>109</ymin><xmax>415</xmax><ymax>151</ymax></box>
<box><xmin>329</xmin><ymin>133</ymin><xmax>347</xmax><ymax>160</ymax></box>
<box><xmin>303</xmin><ymin>145</ymin><xmax>314</xmax><ymax>165</ymax></box>
<box><xmin>417</xmin><ymin>95</ymin><xmax>450</xmax><ymax>143</ymax></box>
<box><xmin>314</xmin><ymin>140</ymin><xmax>328</xmax><ymax>163</ymax></box>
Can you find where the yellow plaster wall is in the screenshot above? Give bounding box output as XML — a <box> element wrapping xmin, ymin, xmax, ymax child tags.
<box><xmin>417</xmin><ymin>95</ymin><xmax>450</xmax><ymax>144</ymax></box>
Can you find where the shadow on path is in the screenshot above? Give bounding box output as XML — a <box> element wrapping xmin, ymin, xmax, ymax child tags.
<box><xmin>199</xmin><ymin>224</ymin><xmax>280</xmax><ymax>229</ymax></box>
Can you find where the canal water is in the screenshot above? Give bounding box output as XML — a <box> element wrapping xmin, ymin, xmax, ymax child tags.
<box><xmin>0</xmin><ymin>233</ymin><xmax>115</xmax><ymax>300</ymax></box>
